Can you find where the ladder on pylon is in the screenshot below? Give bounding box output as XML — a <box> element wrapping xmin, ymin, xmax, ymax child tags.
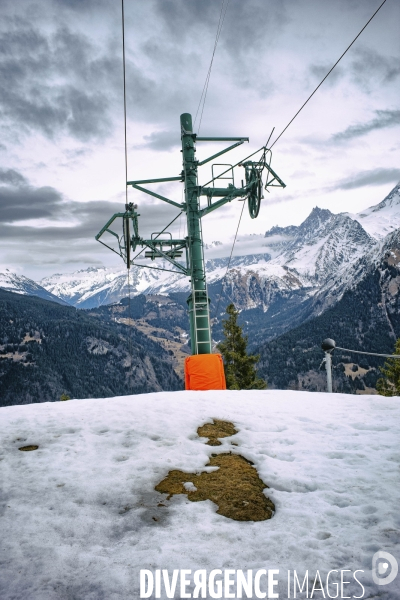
<box><xmin>189</xmin><ymin>216</ymin><xmax>212</xmax><ymax>355</ymax></box>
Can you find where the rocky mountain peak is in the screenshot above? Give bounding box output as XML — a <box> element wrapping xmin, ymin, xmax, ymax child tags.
<box><xmin>370</xmin><ymin>182</ymin><xmax>400</xmax><ymax>213</ymax></box>
<box><xmin>264</xmin><ymin>224</ymin><xmax>298</xmax><ymax>238</ymax></box>
<box><xmin>297</xmin><ymin>207</ymin><xmax>333</xmax><ymax>237</ymax></box>
<box><xmin>350</xmin><ymin>183</ymin><xmax>400</xmax><ymax>239</ymax></box>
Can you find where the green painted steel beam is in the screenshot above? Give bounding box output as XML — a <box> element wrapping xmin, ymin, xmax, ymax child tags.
<box><xmin>200</xmin><ymin>187</ymin><xmax>246</xmax><ymax>197</ymax></box>
<box><xmin>196</xmin><ymin>137</ymin><xmax>249</xmax><ymax>142</ymax></box>
<box><xmin>95</xmin><ymin>213</ymin><xmax>126</xmax><ymax>240</ymax></box>
<box><xmin>140</xmin><ymin>239</ymin><xmax>187</xmax><ymax>246</ymax></box>
<box><xmin>127</xmin><ymin>176</ymin><xmax>182</xmax><ymax>185</ymax></box>
<box><xmin>200</xmin><ymin>196</ymin><xmax>242</xmax><ymax>218</ymax></box>
<box><xmin>264</xmin><ymin>163</ymin><xmax>286</xmax><ymax>188</ymax></box>
<box><xmin>130</xmin><ymin>183</ymin><xmax>183</xmax><ymax>209</ymax></box>
<box><xmin>197</xmin><ymin>141</ymin><xmax>245</xmax><ymax>167</ymax></box>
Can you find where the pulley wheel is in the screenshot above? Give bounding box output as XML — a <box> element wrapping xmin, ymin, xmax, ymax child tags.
<box><xmin>246</xmin><ymin>167</ymin><xmax>262</xmax><ymax>219</ymax></box>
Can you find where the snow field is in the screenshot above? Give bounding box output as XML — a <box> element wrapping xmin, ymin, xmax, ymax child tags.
<box><xmin>0</xmin><ymin>390</ymin><xmax>399</xmax><ymax>599</ymax></box>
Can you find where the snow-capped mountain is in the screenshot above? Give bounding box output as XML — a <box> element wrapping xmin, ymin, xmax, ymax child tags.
<box><xmin>264</xmin><ymin>207</ymin><xmax>376</xmax><ymax>282</ymax></box>
<box><xmin>40</xmin><ymin>264</ymin><xmax>189</xmax><ymax>308</ymax></box>
<box><xmin>0</xmin><ymin>269</ymin><xmax>69</xmax><ymax>305</ymax></box>
<box><xmin>349</xmin><ymin>182</ymin><xmax>400</xmax><ymax>239</ymax></box>
<box><xmin>205</xmin><ymin>207</ymin><xmax>377</xmax><ymax>320</ymax></box>
<box><xmin>34</xmin><ymin>183</ymin><xmax>400</xmax><ymax>336</ymax></box>
<box><xmin>39</xmin><ymin>255</ymin><xmax>273</xmax><ymax>308</ymax></box>
<box><xmin>39</xmin><ymin>207</ymin><xmax>378</xmax><ymax>310</ymax></box>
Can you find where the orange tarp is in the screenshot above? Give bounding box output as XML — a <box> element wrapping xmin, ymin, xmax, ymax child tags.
<box><xmin>184</xmin><ymin>354</ymin><xmax>227</xmax><ymax>391</ymax></box>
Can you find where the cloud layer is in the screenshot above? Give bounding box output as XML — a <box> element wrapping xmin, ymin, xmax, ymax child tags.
<box><xmin>0</xmin><ymin>0</ymin><xmax>399</xmax><ymax>278</ymax></box>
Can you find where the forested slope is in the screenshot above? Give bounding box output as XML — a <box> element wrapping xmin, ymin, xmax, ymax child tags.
<box><xmin>0</xmin><ymin>290</ymin><xmax>182</xmax><ymax>406</ymax></box>
<box><xmin>257</xmin><ymin>244</ymin><xmax>400</xmax><ymax>393</ymax></box>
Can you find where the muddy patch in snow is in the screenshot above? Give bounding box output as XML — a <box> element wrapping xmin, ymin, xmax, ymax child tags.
<box><xmin>155</xmin><ymin>420</ymin><xmax>275</xmax><ymax>522</ymax></box>
<box><xmin>197</xmin><ymin>418</ymin><xmax>238</xmax><ymax>446</ymax></box>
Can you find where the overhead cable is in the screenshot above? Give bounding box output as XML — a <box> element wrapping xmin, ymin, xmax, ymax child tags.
<box><xmin>270</xmin><ymin>0</ymin><xmax>388</xmax><ymax>148</ymax></box>
<box><xmin>194</xmin><ymin>0</ymin><xmax>231</xmax><ymax>133</ymax></box>
<box><xmin>336</xmin><ymin>346</ymin><xmax>400</xmax><ymax>359</ymax></box>
<box><xmin>213</xmin><ymin>201</ymin><xmax>245</xmax><ymax>320</ymax></box>
<box><xmin>121</xmin><ymin>0</ymin><xmax>133</xmax><ymax>393</ymax></box>
<box><xmin>217</xmin><ymin>0</ymin><xmax>389</xmax><ymax>320</ymax></box>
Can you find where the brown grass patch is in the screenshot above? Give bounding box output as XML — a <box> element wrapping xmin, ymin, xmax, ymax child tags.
<box><xmin>18</xmin><ymin>445</ymin><xmax>39</xmax><ymax>451</ymax></box>
<box><xmin>155</xmin><ymin>419</ymin><xmax>275</xmax><ymax>521</ymax></box>
<box><xmin>197</xmin><ymin>419</ymin><xmax>238</xmax><ymax>446</ymax></box>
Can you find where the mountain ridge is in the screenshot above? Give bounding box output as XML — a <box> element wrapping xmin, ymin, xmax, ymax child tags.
<box><xmin>0</xmin><ymin>269</ymin><xmax>71</xmax><ymax>306</ymax></box>
<box><xmin>257</xmin><ymin>225</ymin><xmax>400</xmax><ymax>393</ymax></box>
<box><xmin>2</xmin><ymin>184</ymin><xmax>399</xmax><ymax>344</ymax></box>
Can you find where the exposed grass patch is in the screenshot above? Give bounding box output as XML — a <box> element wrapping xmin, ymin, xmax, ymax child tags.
<box><xmin>18</xmin><ymin>445</ymin><xmax>39</xmax><ymax>451</ymax></box>
<box><xmin>155</xmin><ymin>420</ymin><xmax>275</xmax><ymax>522</ymax></box>
<box><xmin>197</xmin><ymin>419</ymin><xmax>238</xmax><ymax>446</ymax></box>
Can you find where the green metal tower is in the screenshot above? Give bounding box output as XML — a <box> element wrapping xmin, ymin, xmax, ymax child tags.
<box><xmin>96</xmin><ymin>113</ymin><xmax>285</xmax><ymax>355</ymax></box>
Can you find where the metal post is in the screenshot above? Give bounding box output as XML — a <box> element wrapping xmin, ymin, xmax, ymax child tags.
<box><xmin>180</xmin><ymin>113</ymin><xmax>212</xmax><ymax>355</ymax></box>
<box><xmin>325</xmin><ymin>351</ymin><xmax>333</xmax><ymax>393</ymax></box>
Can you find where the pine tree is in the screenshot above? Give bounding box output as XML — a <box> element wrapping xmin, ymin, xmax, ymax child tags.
<box><xmin>376</xmin><ymin>338</ymin><xmax>400</xmax><ymax>396</ymax></box>
<box><xmin>218</xmin><ymin>303</ymin><xmax>267</xmax><ymax>390</ymax></box>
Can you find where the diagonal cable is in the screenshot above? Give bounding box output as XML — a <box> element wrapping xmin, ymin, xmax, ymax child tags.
<box><xmin>194</xmin><ymin>0</ymin><xmax>230</xmax><ymax>132</ymax></box>
<box><xmin>270</xmin><ymin>0</ymin><xmax>388</xmax><ymax>148</ymax></box>
<box><xmin>213</xmin><ymin>200</ymin><xmax>245</xmax><ymax>320</ymax></box>
<box><xmin>214</xmin><ymin>0</ymin><xmax>389</xmax><ymax>320</ymax></box>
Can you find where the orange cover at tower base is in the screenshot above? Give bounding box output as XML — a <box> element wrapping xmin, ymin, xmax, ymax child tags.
<box><xmin>184</xmin><ymin>354</ymin><xmax>227</xmax><ymax>391</ymax></box>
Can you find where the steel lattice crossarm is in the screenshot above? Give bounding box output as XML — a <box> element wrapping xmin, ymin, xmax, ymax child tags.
<box><xmin>95</xmin><ymin>112</ymin><xmax>286</xmax><ymax>355</ymax></box>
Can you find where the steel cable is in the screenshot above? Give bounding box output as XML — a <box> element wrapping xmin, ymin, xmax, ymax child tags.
<box><xmin>194</xmin><ymin>0</ymin><xmax>231</xmax><ymax>133</ymax></box>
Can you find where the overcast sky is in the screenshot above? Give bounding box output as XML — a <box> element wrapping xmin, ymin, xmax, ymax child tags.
<box><xmin>1</xmin><ymin>0</ymin><xmax>399</xmax><ymax>280</ymax></box>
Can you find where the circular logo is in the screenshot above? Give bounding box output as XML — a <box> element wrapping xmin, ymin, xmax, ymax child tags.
<box><xmin>372</xmin><ymin>551</ymin><xmax>398</xmax><ymax>586</ymax></box>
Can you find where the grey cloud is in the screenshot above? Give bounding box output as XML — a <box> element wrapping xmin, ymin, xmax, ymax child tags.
<box><xmin>0</xmin><ymin>21</ymin><xmax>116</xmax><ymax>141</ymax></box>
<box><xmin>333</xmin><ymin>110</ymin><xmax>400</xmax><ymax>142</ymax></box>
<box><xmin>52</xmin><ymin>0</ymin><xmax>110</xmax><ymax>11</ymax></box>
<box><xmin>0</xmin><ymin>168</ymin><xmax>28</xmax><ymax>186</ymax></box>
<box><xmin>0</xmin><ymin>169</ymin><xmax>181</xmax><ymax>254</ymax></box>
<box><xmin>309</xmin><ymin>64</ymin><xmax>343</xmax><ymax>86</ymax></box>
<box><xmin>137</xmin><ymin>130</ymin><xmax>181</xmax><ymax>152</ymax></box>
<box><xmin>0</xmin><ymin>184</ymin><xmax>64</xmax><ymax>222</ymax></box>
<box><xmin>155</xmin><ymin>0</ymin><xmax>289</xmax><ymax>55</ymax></box>
<box><xmin>0</xmin><ymin>12</ymin><xmax>201</xmax><ymax>140</ymax></box>
<box><xmin>152</xmin><ymin>0</ymin><xmax>287</xmax><ymax>96</ymax></box>
<box><xmin>0</xmin><ymin>19</ymin><xmax>197</xmax><ymax>142</ymax></box>
<box><xmin>0</xmin><ymin>0</ymin><xmax>285</xmax><ymax>141</ymax></box>
<box><xmin>350</xmin><ymin>47</ymin><xmax>400</xmax><ymax>89</ymax></box>
<box><xmin>333</xmin><ymin>169</ymin><xmax>400</xmax><ymax>191</ymax></box>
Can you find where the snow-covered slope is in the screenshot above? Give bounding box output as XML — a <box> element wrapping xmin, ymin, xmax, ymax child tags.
<box><xmin>312</xmin><ymin>218</ymin><xmax>400</xmax><ymax>316</ymax></box>
<box><xmin>1</xmin><ymin>390</ymin><xmax>399</xmax><ymax>599</ymax></box>
<box><xmin>349</xmin><ymin>182</ymin><xmax>400</xmax><ymax>239</ymax></box>
<box><xmin>40</xmin><ymin>264</ymin><xmax>189</xmax><ymax>308</ymax></box>
<box><xmin>39</xmin><ymin>255</ymin><xmax>274</xmax><ymax>308</ymax></box>
<box><xmin>0</xmin><ymin>269</ymin><xmax>69</xmax><ymax>305</ymax></box>
<box><xmin>265</xmin><ymin>207</ymin><xmax>376</xmax><ymax>282</ymax></box>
